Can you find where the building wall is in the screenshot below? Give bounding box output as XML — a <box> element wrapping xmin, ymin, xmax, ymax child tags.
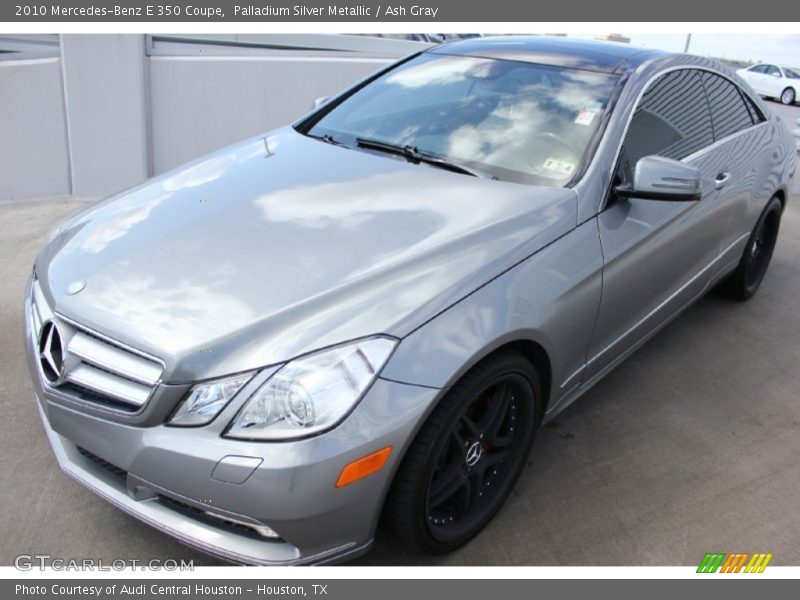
<box><xmin>149</xmin><ymin>55</ymin><xmax>388</xmax><ymax>174</ymax></box>
<box><xmin>0</xmin><ymin>57</ymin><xmax>71</xmax><ymax>200</ymax></box>
<box><xmin>0</xmin><ymin>34</ymin><xmax>421</xmax><ymax>201</ymax></box>
<box><xmin>60</xmin><ymin>35</ymin><xmax>150</xmax><ymax>198</ymax></box>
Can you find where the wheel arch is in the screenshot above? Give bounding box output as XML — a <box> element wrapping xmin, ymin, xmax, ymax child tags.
<box><xmin>781</xmin><ymin>85</ymin><xmax>797</xmax><ymax>103</ymax></box>
<box><xmin>393</xmin><ymin>332</ymin><xmax>556</xmax><ymax>442</ymax></box>
<box><xmin>774</xmin><ymin>187</ymin><xmax>786</xmax><ymax>211</ymax></box>
<box><xmin>493</xmin><ymin>338</ymin><xmax>553</xmax><ymax>415</ymax></box>
<box><xmin>376</xmin><ymin>334</ymin><xmax>554</xmax><ymax>540</ymax></box>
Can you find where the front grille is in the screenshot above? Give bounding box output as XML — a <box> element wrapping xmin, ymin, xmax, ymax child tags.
<box><xmin>30</xmin><ymin>276</ymin><xmax>164</xmax><ymax>413</ymax></box>
<box><xmin>77</xmin><ymin>446</ymin><xmax>128</xmax><ymax>480</ymax></box>
<box><xmin>59</xmin><ymin>381</ymin><xmax>141</xmax><ymax>412</ymax></box>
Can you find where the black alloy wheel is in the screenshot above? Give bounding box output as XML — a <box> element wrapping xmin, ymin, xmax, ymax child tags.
<box><xmin>385</xmin><ymin>350</ymin><xmax>540</xmax><ymax>554</ymax></box>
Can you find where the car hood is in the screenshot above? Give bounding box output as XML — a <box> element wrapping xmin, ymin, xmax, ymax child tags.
<box><xmin>38</xmin><ymin>128</ymin><xmax>577</xmax><ymax>382</ymax></box>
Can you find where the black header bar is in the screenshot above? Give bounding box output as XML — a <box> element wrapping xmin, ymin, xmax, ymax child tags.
<box><xmin>2</xmin><ymin>0</ymin><xmax>798</xmax><ymax>22</ymax></box>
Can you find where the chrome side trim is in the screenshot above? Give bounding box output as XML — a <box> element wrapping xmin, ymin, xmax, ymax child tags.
<box><xmin>559</xmin><ymin>365</ymin><xmax>585</xmax><ymax>391</ymax></box>
<box><xmin>587</xmin><ymin>232</ymin><xmax>750</xmax><ymax>366</ymax></box>
<box><xmin>681</xmin><ymin>120</ymin><xmax>769</xmax><ymax>164</ymax></box>
<box><xmin>545</xmin><ymin>238</ymin><xmax>748</xmax><ymax>421</ymax></box>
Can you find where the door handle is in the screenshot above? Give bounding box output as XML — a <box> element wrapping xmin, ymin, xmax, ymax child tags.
<box><xmin>715</xmin><ymin>171</ymin><xmax>732</xmax><ymax>190</ymax></box>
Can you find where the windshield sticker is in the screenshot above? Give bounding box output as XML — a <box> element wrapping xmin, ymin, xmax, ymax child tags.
<box><xmin>542</xmin><ymin>158</ymin><xmax>575</xmax><ymax>176</ymax></box>
<box><xmin>575</xmin><ymin>109</ymin><xmax>599</xmax><ymax>126</ymax></box>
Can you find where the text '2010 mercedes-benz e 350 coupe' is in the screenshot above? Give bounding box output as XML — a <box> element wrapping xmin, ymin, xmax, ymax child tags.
<box><xmin>25</xmin><ymin>37</ymin><xmax>796</xmax><ymax>564</ymax></box>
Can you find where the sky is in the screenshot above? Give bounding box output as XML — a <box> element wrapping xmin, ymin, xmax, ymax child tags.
<box><xmin>573</xmin><ymin>34</ymin><xmax>800</xmax><ymax>67</ymax></box>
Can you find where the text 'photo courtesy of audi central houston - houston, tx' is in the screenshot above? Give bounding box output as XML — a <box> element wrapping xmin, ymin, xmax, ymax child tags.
<box><xmin>25</xmin><ymin>37</ymin><xmax>796</xmax><ymax>565</ymax></box>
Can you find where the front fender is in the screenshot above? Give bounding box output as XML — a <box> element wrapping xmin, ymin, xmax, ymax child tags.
<box><xmin>382</xmin><ymin>218</ymin><xmax>603</xmax><ymax>414</ymax></box>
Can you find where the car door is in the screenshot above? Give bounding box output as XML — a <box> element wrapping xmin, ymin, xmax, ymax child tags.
<box><xmin>763</xmin><ymin>65</ymin><xmax>784</xmax><ymax>97</ymax></box>
<box><xmin>739</xmin><ymin>65</ymin><xmax>767</xmax><ymax>93</ymax></box>
<box><xmin>583</xmin><ymin>68</ymin><xmax>729</xmax><ymax>382</ymax></box>
<box><xmin>696</xmin><ymin>71</ymin><xmax>766</xmax><ymax>273</ymax></box>
<box><xmin>745</xmin><ymin>65</ymin><xmax>769</xmax><ymax>94</ymax></box>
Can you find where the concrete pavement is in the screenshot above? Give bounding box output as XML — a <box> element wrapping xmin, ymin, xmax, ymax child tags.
<box><xmin>1</xmin><ymin>103</ymin><xmax>799</xmax><ymax>567</ymax></box>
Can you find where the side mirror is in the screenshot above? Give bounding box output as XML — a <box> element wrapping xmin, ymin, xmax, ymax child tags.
<box><xmin>615</xmin><ymin>155</ymin><xmax>701</xmax><ymax>202</ymax></box>
<box><xmin>773</xmin><ymin>72</ymin><xmax>782</xmax><ymax>78</ymax></box>
<box><xmin>312</xmin><ymin>96</ymin><xmax>330</xmax><ymax>110</ymax></box>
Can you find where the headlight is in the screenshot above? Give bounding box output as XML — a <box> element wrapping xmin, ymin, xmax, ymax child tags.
<box><xmin>169</xmin><ymin>372</ymin><xmax>254</xmax><ymax>426</ymax></box>
<box><xmin>225</xmin><ymin>336</ymin><xmax>397</xmax><ymax>441</ymax></box>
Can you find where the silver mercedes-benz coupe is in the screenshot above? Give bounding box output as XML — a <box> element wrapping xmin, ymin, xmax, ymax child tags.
<box><xmin>25</xmin><ymin>37</ymin><xmax>796</xmax><ymax>565</ymax></box>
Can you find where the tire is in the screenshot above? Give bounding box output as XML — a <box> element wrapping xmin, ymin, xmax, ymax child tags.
<box><xmin>722</xmin><ymin>196</ymin><xmax>783</xmax><ymax>300</ymax></box>
<box><xmin>384</xmin><ymin>350</ymin><xmax>541</xmax><ymax>555</ymax></box>
<box><xmin>781</xmin><ymin>87</ymin><xmax>796</xmax><ymax>105</ymax></box>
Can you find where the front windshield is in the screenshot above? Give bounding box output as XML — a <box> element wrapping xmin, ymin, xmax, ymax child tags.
<box><xmin>301</xmin><ymin>53</ymin><xmax>620</xmax><ymax>185</ymax></box>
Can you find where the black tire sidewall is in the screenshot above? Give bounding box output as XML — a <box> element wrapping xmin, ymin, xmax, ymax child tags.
<box><xmin>725</xmin><ymin>196</ymin><xmax>782</xmax><ymax>300</ymax></box>
<box><xmin>387</xmin><ymin>351</ymin><xmax>541</xmax><ymax>555</ymax></box>
<box><xmin>744</xmin><ymin>199</ymin><xmax>782</xmax><ymax>296</ymax></box>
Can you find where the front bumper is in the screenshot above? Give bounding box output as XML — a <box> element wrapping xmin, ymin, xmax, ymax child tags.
<box><xmin>25</xmin><ymin>280</ymin><xmax>439</xmax><ymax>565</ymax></box>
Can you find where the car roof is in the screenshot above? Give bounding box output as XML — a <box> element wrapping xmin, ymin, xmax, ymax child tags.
<box><xmin>429</xmin><ymin>36</ymin><xmax>668</xmax><ymax>74</ymax></box>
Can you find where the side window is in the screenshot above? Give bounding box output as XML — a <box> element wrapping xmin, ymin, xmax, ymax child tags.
<box><xmin>766</xmin><ymin>65</ymin><xmax>781</xmax><ymax>77</ymax></box>
<box><xmin>751</xmin><ymin>65</ymin><xmax>768</xmax><ymax>74</ymax></box>
<box><xmin>622</xmin><ymin>69</ymin><xmax>714</xmax><ymax>170</ymax></box>
<box><xmin>700</xmin><ymin>73</ymin><xmax>756</xmax><ymax>139</ymax></box>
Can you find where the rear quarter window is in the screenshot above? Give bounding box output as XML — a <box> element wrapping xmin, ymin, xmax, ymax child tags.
<box><xmin>623</xmin><ymin>69</ymin><xmax>714</xmax><ymax>165</ymax></box>
<box><xmin>700</xmin><ymin>72</ymin><xmax>756</xmax><ymax>140</ymax></box>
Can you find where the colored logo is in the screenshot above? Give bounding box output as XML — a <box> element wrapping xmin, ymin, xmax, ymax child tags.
<box><xmin>697</xmin><ymin>552</ymin><xmax>773</xmax><ymax>573</ymax></box>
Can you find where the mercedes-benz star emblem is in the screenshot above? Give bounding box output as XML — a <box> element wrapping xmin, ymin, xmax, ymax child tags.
<box><xmin>66</xmin><ymin>280</ymin><xmax>86</xmax><ymax>295</ymax></box>
<box><xmin>38</xmin><ymin>321</ymin><xmax>65</xmax><ymax>384</ymax></box>
<box><xmin>465</xmin><ymin>441</ymin><xmax>484</xmax><ymax>468</ymax></box>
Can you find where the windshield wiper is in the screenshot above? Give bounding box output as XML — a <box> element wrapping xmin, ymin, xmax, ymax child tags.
<box><xmin>355</xmin><ymin>137</ymin><xmax>492</xmax><ymax>179</ymax></box>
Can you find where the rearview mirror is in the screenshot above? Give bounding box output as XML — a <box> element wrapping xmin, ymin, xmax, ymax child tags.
<box><xmin>615</xmin><ymin>155</ymin><xmax>701</xmax><ymax>202</ymax></box>
<box><xmin>312</xmin><ymin>96</ymin><xmax>330</xmax><ymax>110</ymax></box>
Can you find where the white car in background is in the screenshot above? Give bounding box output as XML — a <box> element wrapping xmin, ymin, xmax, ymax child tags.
<box><xmin>737</xmin><ymin>64</ymin><xmax>800</xmax><ymax>105</ymax></box>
